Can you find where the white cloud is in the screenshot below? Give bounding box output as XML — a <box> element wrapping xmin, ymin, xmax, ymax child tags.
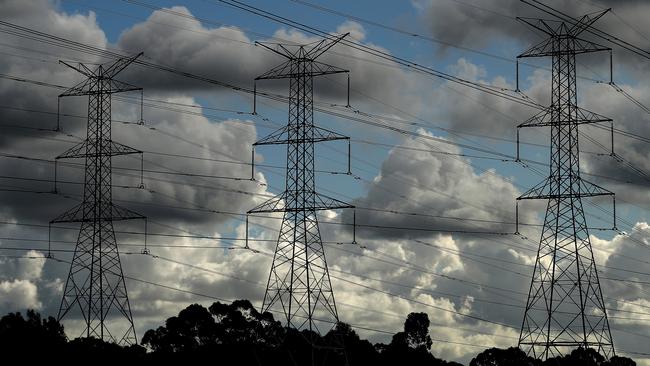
<box><xmin>337</xmin><ymin>20</ymin><xmax>366</xmax><ymax>42</ymax></box>
<box><xmin>0</xmin><ymin>279</ymin><xmax>41</xmax><ymax>310</ymax></box>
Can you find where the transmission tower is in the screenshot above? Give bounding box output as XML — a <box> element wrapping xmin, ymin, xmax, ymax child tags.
<box><xmin>51</xmin><ymin>53</ymin><xmax>145</xmax><ymax>345</ymax></box>
<box><xmin>247</xmin><ymin>34</ymin><xmax>353</xmax><ymax>336</ymax></box>
<box><xmin>515</xmin><ymin>10</ymin><xmax>616</xmax><ymax>359</ymax></box>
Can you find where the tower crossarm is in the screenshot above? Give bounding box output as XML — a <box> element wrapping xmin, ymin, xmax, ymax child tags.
<box><xmin>517</xmin><ymin>5</ymin><xmax>610</xmax><ymax>37</ymax></box>
<box><xmin>102</xmin><ymin>52</ymin><xmax>143</xmax><ymax>78</ymax></box>
<box><xmin>248</xmin><ymin>191</ymin><xmax>353</xmax><ymax>214</ymax></box>
<box><xmin>59</xmin><ymin>78</ymin><xmax>141</xmax><ymax>97</ymax></box>
<box><xmin>256</xmin><ymin>59</ymin><xmax>348</xmax><ymax>80</ymax></box>
<box><xmin>55</xmin><ymin>140</ymin><xmax>141</xmax><ymax>160</ymax></box>
<box><xmin>51</xmin><ymin>202</ymin><xmax>145</xmax><ymax>224</ymax></box>
<box><xmin>518</xmin><ymin>106</ymin><xmax>611</xmax><ymax>128</ymax></box>
<box><xmin>255</xmin><ymin>32</ymin><xmax>349</xmax><ymax>61</ymax></box>
<box><xmin>518</xmin><ymin>35</ymin><xmax>610</xmax><ymax>58</ymax></box>
<box><xmin>517</xmin><ymin>176</ymin><xmax>614</xmax><ymax>201</ymax></box>
<box><xmin>253</xmin><ymin>124</ymin><xmax>349</xmax><ymax>146</ymax></box>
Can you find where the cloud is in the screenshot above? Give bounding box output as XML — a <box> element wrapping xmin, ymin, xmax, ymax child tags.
<box><xmin>115</xmin><ymin>6</ymin><xmax>425</xmax><ymax>117</ymax></box>
<box><xmin>0</xmin><ymin>0</ymin><xmax>270</xmax><ymax>336</ymax></box>
<box><xmin>337</xmin><ymin>20</ymin><xmax>366</xmax><ymax>42</ymax></box>
<box><xmin>414</xmin><ymin>1</ymin><xmax>650</xmax><ymax>202</ymax></box>
<box><xmin>0</xmin><ymin>279</ymin><xmax>41</xmax><ymax>310</ymax></box>
<box><xmin>0</xmin><ymin>252</ymin><xmax>45</xmax><ymax>311</ymax></box>
<box><xmin>418</xmin><ymin>0</ymin><xmax>650</xmax><ymax>58</ymax></box>
<box><xmin>116</xmin><ymin>5</ymin><xmax>263</xmax><ymax>92</ymax></box>
<box><xmin>0</xmin><ymin>250</ymin><xmax>45</xmax><ymax>281</ymax></box>
<box><xmin>432</xmin><ymin>55</ymin><xmax>650</xmax><ymax>206</ymax></box>
<box><xmin>344</xmin><ymin>129</ymin><xmax>535</xmax><ymax>239</ymax></box>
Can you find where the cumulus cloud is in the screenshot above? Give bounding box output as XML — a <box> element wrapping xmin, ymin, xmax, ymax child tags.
<box><xmin>0</xmin><ymin>251</ymin><xmax>45</xmax><ymax>311</ymax></box>
<box><xmin>432</xmin><ymin>54</ymin><xmax>650</xmax><ymax>205</ymax></box>
<box><xmin>344</xmin><ymin>129</ymin><xmax>536</xmax><ymax>239</ymax></box>
<box><xmin>0</xmin><ymin>0</ymin><xmax>269</xmax><ymax>334</ymax></box>
<box><xmin>418</xmin><ymin>0</ymin><xmax>650</xmax><ymax>61</ymax></box>
<box><xmin>115</xmin><ymin>5</ymin><xmax>425</xmax><ymax>118</ymax></box>
<box><xmin>0</xmin><ymin>279</ymin><xmax>41</xmax><ymax>310</ymax></box>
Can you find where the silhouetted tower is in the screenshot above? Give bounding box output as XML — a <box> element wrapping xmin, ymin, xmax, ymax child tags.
<box><xmin>247</xmin><ymin>34</ymin><xmax>353</xmax><ymax>335</ymax></box>
<box><xmin>515</xmin><ymin>11</ymin><xmax>616</xmax><ymax>359</ymax></box>
<box><xmin>52</xmin><ymin>53</ymin><xmax>145</xmax><ymax>345</ymax></box>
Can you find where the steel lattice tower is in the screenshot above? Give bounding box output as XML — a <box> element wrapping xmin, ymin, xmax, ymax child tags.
<box><xmin>248</xmin><ymin>34</ymin><xmax>353</xmax><ymax>335</ymax></box>
<box><xmin>516</xmin><ymin>11</ymin><xmax>616</xmax><ymax>359</ymax></box>
<box><xmin>52</xmin><ymin>53</ymin><xmax>145</xmax><ymax>345</ymax></box>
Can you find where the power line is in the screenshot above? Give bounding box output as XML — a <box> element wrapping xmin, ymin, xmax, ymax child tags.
<box><xmin>4</xmin><ymin>65</ymin><xmax>650</xmax><ymax>190</ymax></box>
<box><xmin>1</xmin><ymin>0</ymin><xmax>648</xmax><ymax>318</ymax></box>
<box><xmin>2</xmin><ymin>239</ymin><xmax>650</xmax><ymax>323</ymax></box>
<box><xmin>522</xmin><ymin>0</ymin><xmax>650</xmax><ymax>60</ymax></box>
<box><xmin>2</xmin><ymin>252</ymin><xmax>555</xmax><ymax>353</ymax></box>
<box><xmin>3</xmin><ymin>114</ymin><xmax>644</xmax><ymax>272</ymax></box>
<box><xmin>287</xmin><ymin>0</ymin><xmax>604</xmax><ymax>84</ymax></box>
<box><xmin>0</xmin><ymin>1</ymin><xmax>541</xmax><ymax>111</ymax></box>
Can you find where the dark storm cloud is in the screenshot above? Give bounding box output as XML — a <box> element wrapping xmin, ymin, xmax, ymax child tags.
<box><xmin>416</xmin><ymin>0</ymin><xmax>650</xmax><ymax>202</ymax></box>
<box><xmin>421</xmin><ymin>0</ymin><xmax>650</xmax><ymax>59</ymax></box>
<box><xmin>115</xmin><ymin>6</ymin><xmax>419</xmax><ymax>113</ymax></box>
<box><xmin>0</xmin><ymin>0</ymin><xmax>269</xmax><ymax>324</ymax></box>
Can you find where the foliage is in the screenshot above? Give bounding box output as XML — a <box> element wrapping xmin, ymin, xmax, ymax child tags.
<box><xmin>470</xmin><ymin>347</ymin><xmax>540</xmax><ymax>366</ymax></box>
<box><xmin>0</xmin><ymin>309</ymin><xmax>66</xmax><ymax>352</ymax></box>
<box><xmin>0</xmin><ymin>303</ymin><xmax>638</xmax><ymax>366</ymax></box>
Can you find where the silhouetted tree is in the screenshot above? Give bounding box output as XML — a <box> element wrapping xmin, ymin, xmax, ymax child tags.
<box><xmin>470</xmin><ymin>347</ymin><xmax>540</xmax><ymax>366</ymax></box>
<box><xmin>388</xmin><ymin>312</ymin><xmax>432</xmax><ymax>352</ymax></box>
<box><xmin>323</xmin><ymin>322</ymin><xmax>379</xmax><ymax>365</ymax></box>
<box><xmin>208</xmin><ymin>299</ymin><xmax>284</xmax><ymax>346</ymax></box>
<box><xmin>0</xmin><ymin>305</ymin><xmax>639</xmax><ymax>366</ymax></box>
<box><xmin>0</xmin><ymin>310</ymin><xmax>66</xmax><ymax>354</ymax></box>
<box><xmin>405</xmin><ymin>312</ymin><xmax>434</xmax><ymax>350</ymax></box>
<box><xmin>67</xmin><ymin>336</ymin><xmax>145</xmax><ymax>359</ymax></box>
<box><xmin>0</xmin><ymin>310</ymin><xmax>144</xmax><ymax>361</ymax></box>
<box><xmin>608</xmin><ymin>356</ymin><xmax>636</xmax><ymax>366</ymax></box>
<box><xmin>379</xmin><ymin>312</ymin><xmax>458</xmax><ymax>366</ymax></box>
<box><xmin>569</xmin><ymin>347</ymin><xmax>607</xmax><ymax>365</ymax></box>
<box><xmin>141</xmin><ymin>300</ymin><xmax>289</xmax><ymax>365</ymax></box>
<box><xmin>543</xmin><ymin>347</ymin><xmax>607</xmax><ymax>366</ymax></box>
<box><xmin>142</xmin><ymin>303</ymin><xmax>217</xmax><ymax>352</ymax></box>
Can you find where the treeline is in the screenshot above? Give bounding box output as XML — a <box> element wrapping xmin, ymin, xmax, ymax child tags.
<box><xmin>0</xmin><ymin>300</ymin><xmax>637</xmax><ymax>365</ymax></box>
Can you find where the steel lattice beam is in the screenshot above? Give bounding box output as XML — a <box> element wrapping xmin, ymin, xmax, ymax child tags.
<box><xmin>248</xmin><ymin>34</ymin><xmax>353</xmax><ymax>338</ymax></box>
<box><xmin>52</xmin><ymin>53</ymin><xmax>145</xmax><ymax>345</ymax></box>
<box><xmin>515</xmin><ymin>11</ymin><xmax>615</xmax><ymax>359</ymax></box>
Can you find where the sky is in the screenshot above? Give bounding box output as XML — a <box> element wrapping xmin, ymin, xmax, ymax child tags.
<box><xmin>1</xmin><ymin>0</ymin><xmax>650</xmax><ymax>364</ymax></box>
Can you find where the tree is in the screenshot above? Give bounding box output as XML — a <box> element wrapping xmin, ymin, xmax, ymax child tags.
<box><xmin>470</xmin><ymin>347</ymin><xmax>540</xmax><ymax>366</ymax></box>
<box><xmin>389</xmin><ymin>312</ymin><xmax>433</xmax><ymax>352</ymax></box>
<box><xmin>608</xmin><ymin>356</ymin><xmax>636</xmax><ymax>366</ymax></box>
<box><xmin>404</xmin><ymin>312</ymin><xmax>433</xmax><ymax>351</ymax></box>
<box><xmin>380</xmin><ymin>312</ymin><xmax>448</xmax><ymax>366</ymax></box>
<box><xmin>543</xmin><ymin>348</ymin><xmax>607</xmax><ymax>366</ymax></box>
<box><xmin>66</xmin><ymin>336</ymin><xmax>145</xmax><ymax>359</ymax></box>
<box><xmin>208</xmin><ymin>299</ymin><xmax>283</xmax><ymax>346</ymax></box>
<box><xmin>569</xmin><ymin>347</ymin><xmax>607</xmax><ymax>365</ymax></box>
<box><xmin>142</xmin><ymin>300</ymin><xmax>285</xmax><ymax>357</ymax></box>
<box><xmin>0</xmin><ymin>310</ymin><xmax>66</xmax><ymax>353</ymax></box>
<box><xmin>0</xmin><ymin>305</ymin><xmax>641</xmax><ymax>366</ymax></box>
<box><xmin>324</xmin><ymin>322</ymin><xmax>378</xmax><ymax>366</ymax></box>
<box><xmin>142</xmin><ymin>303</ymin><xmax>217</xmax><ymax>352</ymax></box>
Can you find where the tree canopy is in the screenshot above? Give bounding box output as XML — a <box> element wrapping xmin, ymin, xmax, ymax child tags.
<box><xmin>0</xmin><ymin>302</ymin><xmax>637</xmax><ymax>366</ymax></box>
